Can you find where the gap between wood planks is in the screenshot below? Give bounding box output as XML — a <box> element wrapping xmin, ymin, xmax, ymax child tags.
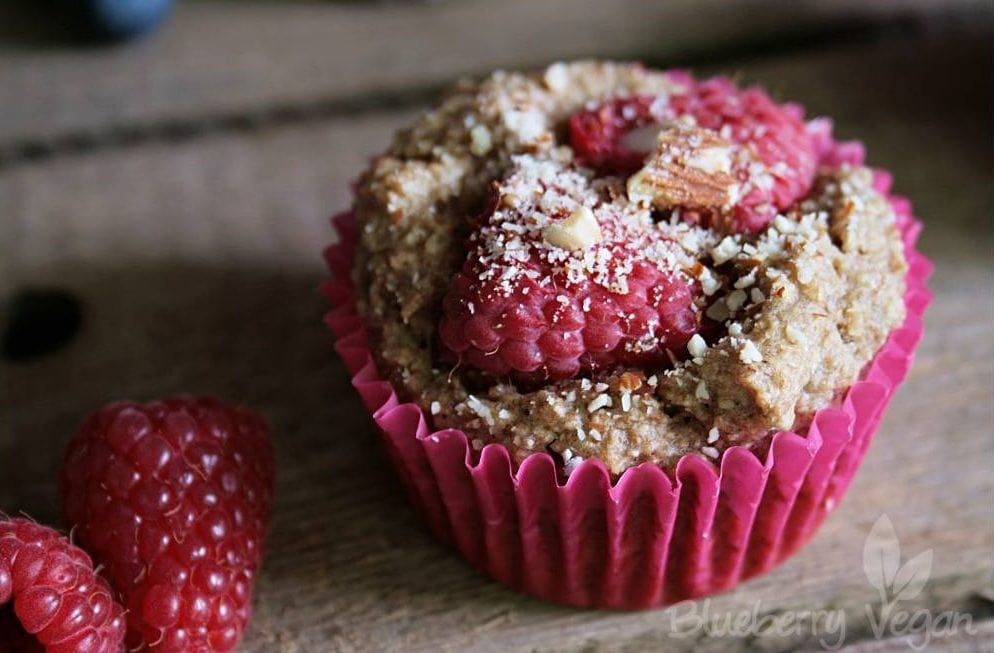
<box><xmin>0</xmin><ymin>14</ymin><xmax>946</xmax><ymax>170</ymax></box>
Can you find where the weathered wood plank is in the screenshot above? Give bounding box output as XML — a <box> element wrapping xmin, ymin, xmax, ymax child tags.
<box><xmin>1</xmin><ymin>35</ymin><xmax>991</xmax><ymax>651</ymax></box>
<box><xmin>827</xmin><ymin>620</ymin><xmax>994</xmax><ymax>653</ymax></box>
<box><xmin>0</xmin><ymin>0</ymin><xmax>990</xmax><ymax>152</ymax></box>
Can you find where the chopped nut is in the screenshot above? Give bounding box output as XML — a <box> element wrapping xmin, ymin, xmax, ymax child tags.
<box><xmin>686</xmin><ymin>146</ymin><xmax>733</xmax><ymax>174</ymax></box>
<box><xmin>542</xmin><ymin>206</ymin><xmax>603</xmax><ymax>251</ymax></box>
<box><xmin>564</xmin><ymin>454</ymin><xmax>584</xmax><ymax>473</ymax></box>
<box><xmin>465</xmin><ymin>395</ymin><xmax>495</xmax><ymax>425</ymax></box>
<box><xmin>726</xmin><ymin>289</ymin><xmax>748</xmax><ymax>313</ymax></box>
<box><xmin>503</xmin><ymin>107</ymin><xmax>546</xmax><ymax>143</ymax></box>
<box><xmin>469</xmin><ymin>124</ymin><xmax>493</xmax><ymax>156</ymax></box>
<box><xmin>627</xmin><ymin>124</ymin><xmax>738</xmax><ymax>210</ymax></box>
<box><xmin>785</xmin><ymin>323</ymin><xmax>806</xmax><ymax>345</ymax></box>
<box><xmin>707</xmin><ymin>427</ymin><xmax>720</xmax><ymax>444</ymax></box>
<box><xmin>711</xmin><ymin>236</ymin><xmax>741</xmax><ymax>265</ymax></box>
<box><xmin>702</xmin><ymin>446</ymin><xmax>720</xmax><ymax>459</ymax></box>
<box><xmin>543</xmin><ymin>62</ymin><xmax>570</xmax><ymax>92</ymax></box>
<box><xmin>773</xmin><ymin>214</ymin><xmax>796</xmax><ymax>234</ymax></box>
<box><xmin>697</xmin><ymin>266</ymin><xmax>722</xmax><ymax>296</ymax></box>
<box><xmin>587</xmin><ymin>393</ymin><xmax>612</xmax><ymax>413</ymax></box>
<box><xmin>734</xmin><ymin>270</ymin><xmax>757</xmax><ymax>289</ymax></box>
<box><xmin>695</xmin><ymin>380</ymin><xmax>710</xmax><ymax>400</ymax></box>
<box><xmin>687</xmin><ymin>333</ymin><xmax>708</xmax><ymax>358</ymax></box>
<box><xmin>739</xmin><ymin>340</ymin><xmax>763</xmax><ymax>364</ymax></box>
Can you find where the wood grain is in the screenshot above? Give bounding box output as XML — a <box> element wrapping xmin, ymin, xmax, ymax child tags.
<box><xmin>0</xmin><ymin>0</ymin><xmax>991</xmax><ymax>153</ymax></box>
<box><xmin>1</xmin><ymin>32</ymin><xmax>991</xmax><ymax>653</ymax></box>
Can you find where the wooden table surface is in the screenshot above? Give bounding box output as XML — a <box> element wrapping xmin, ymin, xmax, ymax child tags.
<box><xmin>1</xmin><ymin>2</ymin><xmax>992</xmax><ymax>651</ymax></box>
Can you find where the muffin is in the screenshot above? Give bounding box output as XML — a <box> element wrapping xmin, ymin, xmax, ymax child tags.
<box><xmin>324</xmin><ymin>62</ymin><xmax>931</xmax><ymax>608</ymax></box>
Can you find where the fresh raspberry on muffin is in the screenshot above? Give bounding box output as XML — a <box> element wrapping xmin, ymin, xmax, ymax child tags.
<box><xmin>567</xmin><ymin>95</ymin><xmax>662</xmax><ymax>175</ymax></box>
<box><xmin>439</xmin><ymin>74</ymin><xmax>822</xmax><ymax>384</ymax></box>
<box><xmin>438</xmin><ymin>158</ymin><xmax>703</xmax><ymax>384</ymax></box>
<box><xmin>569</xmin><ymin>76</ymin><xmax>817</xmax><ymax>233</ymax></box>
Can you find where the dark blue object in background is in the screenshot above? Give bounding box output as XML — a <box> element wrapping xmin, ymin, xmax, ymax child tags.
<box><xmin>70</xmin><ymin>0</ymin><xmax>174</xmax><ymax>41</ymax></box>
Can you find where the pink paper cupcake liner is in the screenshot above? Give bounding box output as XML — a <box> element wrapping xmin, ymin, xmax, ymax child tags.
<box><xmin>322</xmin><ymin>130</ymin><xmax>932</xmax><ymax>609</ymax></box>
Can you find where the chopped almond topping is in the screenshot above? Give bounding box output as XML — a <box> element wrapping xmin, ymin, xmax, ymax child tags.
<box><xmin>627</xmin><ymin>124</ymin><xmax>738</xmax><ymax>211</ymax></box>
<box><xmin>541</xmin><ymin>206</ymin><xmax>603</xmax><ymax>251</ymax></box>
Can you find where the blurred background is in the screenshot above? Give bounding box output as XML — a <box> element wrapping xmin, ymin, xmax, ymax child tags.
<box><xmin>1</xmin><ymin>2</ymin><xmax>991</xmax><ymax>652</ymax></box>
<box><xmin>0</xmin><ymin>0</ymin><xmax>990</xmax><ymax>168</ymax></box>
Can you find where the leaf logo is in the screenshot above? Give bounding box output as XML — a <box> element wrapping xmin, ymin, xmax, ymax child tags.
<box><xmin>863</xmin><ymin>514</ymin><xmax>933</xmax><ymax>606</ymax></box>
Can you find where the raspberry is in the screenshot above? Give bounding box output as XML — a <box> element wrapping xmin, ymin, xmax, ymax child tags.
<box><xmin>438</xmin><ymin>165</ymin><xmax>702</xmax><ymax>384</ymax></box>
<box><xmin>567</xmin><ymin>95</ymin><xmax>660</xmax><ymax>176</ymax></box>
<box><xmin>569</xmin><ymin>75</ymin><xmax>817</xmax><ymax>233</ymax></box>
<box><xmin>0</xmin><ymin>517</ymin><xmax>126</xmax><ymax>653</ymax></box>
<box><xmin>59</xmin><ymin>397</ymin><xmax>275</xmax><ymax>652</ymax></box>
<box><xmin>441</xmin><ymin>260</ymin><xmax>698</xmax><ymax>384</ymax></box>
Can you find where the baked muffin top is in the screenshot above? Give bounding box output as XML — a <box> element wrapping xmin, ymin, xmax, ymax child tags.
<box><xmin>351</xmin><ymin>62</ymin><xmax>907</xmax><ymax>475</ymax></box>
